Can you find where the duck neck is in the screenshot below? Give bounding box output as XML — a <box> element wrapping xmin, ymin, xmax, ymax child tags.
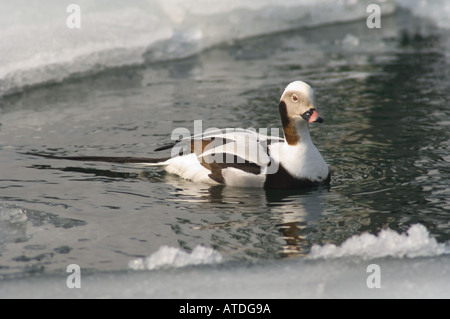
<box><xmin>293</xmin><ymin>119</ymin><xmax>311</xmax><ymax>145</ymax></box>
<box><xmin>279</xmin><ymin>102</ymin><xmax>311</xmax><ymax>146</ymax></box>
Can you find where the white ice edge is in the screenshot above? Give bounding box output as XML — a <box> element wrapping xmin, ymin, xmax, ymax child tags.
<box><xmin>1</xmin><ymin>203</ymin><xmax>449</xmax><ymax>298</ymax></box>
<box><xmin>128</xmin><ymin>245</ymin><xmax>223</xmax><ymax>271</ymax></box>
<box><xmin>127</xmin><ymin>224</ymin><xmax>449</xmax><ymax>272</ymax></box>
<box><xmin>3</xmin><ymin>0</ymin><xmax>450</xmax><ymax>97</ymax></box>
<box><xmin>308</xmin><ymin>224</ymin><xmax>450</xmax><ymax>260</ymax></box>
<box><xmin>0</xmin><ymin>0</ymin><xmax>397</xmax><ymax>96</ymax></box>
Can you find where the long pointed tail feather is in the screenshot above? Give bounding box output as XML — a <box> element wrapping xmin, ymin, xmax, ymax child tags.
<box><xmin>22</xmin><ymin>152</ymin><xmax>170</xmax><ymax>164</ymax></box>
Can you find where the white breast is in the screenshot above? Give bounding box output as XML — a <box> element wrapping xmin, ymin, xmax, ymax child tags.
<box><xmin>272</xmin><ymin>141</ymin><xmax>329</xmax><ymax>183</ymax></box>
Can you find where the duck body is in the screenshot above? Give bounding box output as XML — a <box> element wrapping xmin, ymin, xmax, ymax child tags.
<box><xmin>154</xmin><ymin>81</ymin><xmax>330</xmax><ymax>189</ymax></box>
<box><xmin>29</xmin><ymin>81</ymin><xmax>330</xmax><ymax>189</ymax></box>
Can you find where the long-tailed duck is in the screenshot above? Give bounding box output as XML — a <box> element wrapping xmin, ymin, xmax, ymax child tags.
<box><xmin>27</xmin><ymin>81</ymin><xmax>330</xmax><ymax>189</ymax></box>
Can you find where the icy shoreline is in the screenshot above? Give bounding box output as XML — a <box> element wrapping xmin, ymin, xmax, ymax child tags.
<box><xmin>124</xmin><ymin>224</ymin><xmax>449</xmax><ymax>271</ymax></box>
<box><xmin>2</xmin><ymin>221</ymin><xmax>449</xmax><ymax>298</ymax></box>
<box><xmin>0</xmin><ymin>0</ymin><xmax>396</xmax><ymax>97</ymax></box>
<box><xmin>1</xmin><ymin>254</ymin><xmax>449</xmax><ymax>298</ymax></box>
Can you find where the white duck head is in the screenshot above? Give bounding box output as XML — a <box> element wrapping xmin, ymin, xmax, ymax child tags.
<box><xmin>278</xmin><ymin>81</ymin><xmax>323</xmax><ymax>145</ymax></box>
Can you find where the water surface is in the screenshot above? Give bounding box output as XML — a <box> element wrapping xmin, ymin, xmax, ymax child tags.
<box><xmin>0</xmin><ymin>10</ymin><xmax>449</xmax><ymax>278</ymax></box>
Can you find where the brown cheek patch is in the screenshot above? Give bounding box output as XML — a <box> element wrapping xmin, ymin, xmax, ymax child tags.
<box><xmin>279</xmin><ymin>101</ymin><xmax>300</xmax><ymax>145</ymax></box>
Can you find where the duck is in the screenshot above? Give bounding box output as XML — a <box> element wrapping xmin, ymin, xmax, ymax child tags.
<box><xmin>26</xmin><ymin>81</ymin><xmax>330</xmax><ymax>189</ymax></box>
<box><xmin>149</xmin><ymin>80</ymin><xmax>330</xmax><ymax>189</ymax></box>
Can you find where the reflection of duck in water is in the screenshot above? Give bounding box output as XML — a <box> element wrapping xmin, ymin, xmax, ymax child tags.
<box><xmin>267</xmin><ymin>189</ymin><xmax>328</xmax><ymax>257</ymax></box>
<box><xmin>160</xmin><ymin>177</ymin><xmax>327</xmax><ymax>259</ymax></box>
<box><xmin>27</xmin><ymin>81</ymin><xmax>329</xmax><ymax>190</ymax></box>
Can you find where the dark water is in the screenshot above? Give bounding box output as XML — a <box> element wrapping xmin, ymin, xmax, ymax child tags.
<box><xmin>0</xmin><ymin>10</ymin><xmax>449</xmax><ymax>278</ymax></box>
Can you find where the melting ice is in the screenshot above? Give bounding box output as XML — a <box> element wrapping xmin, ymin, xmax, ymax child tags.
<box><xmin>308</xmin><ymin>224</ymin><xmax>448</xmax><ymax>260</ymax></box>
<box><xmin>128</xmin><ymin>245</ymin><xmax>223</xmax><ymax>270</ymax></box>
<box><xmin>0</xmin><ymin>0</ymin><xmax>397</xmax><ymax>96</ymax></box>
